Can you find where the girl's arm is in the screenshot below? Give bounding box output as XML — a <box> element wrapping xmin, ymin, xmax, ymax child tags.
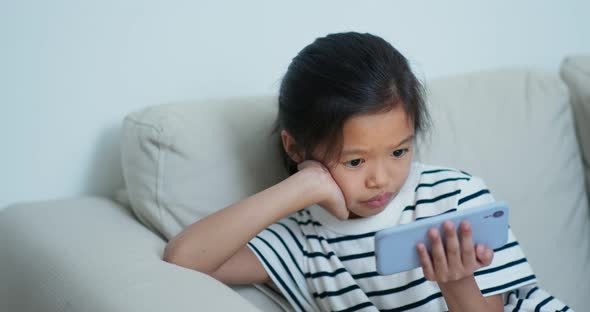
<box><xmin>417</xmin><ymin>221</ymin><xmax>503</xmax><ymax>311</ymax></box>
<box><xmin>163</xmin><ymin>161</ymin><xmax>347</xmax><ymax>284</ymax></box>
<box><xmin>438</xmin><ymin>278</ymin><xmax>503</xmax><ymax>312</ymax></box>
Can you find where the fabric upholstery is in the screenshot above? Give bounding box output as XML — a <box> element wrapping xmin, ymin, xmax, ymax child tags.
<box><xmin>560</xmin><ymin>55</ymin><xmax>590</xmax><ymax>200</ymax></box>
<box><xmin>121</xmin><ymin>96</ymin><xmax>287</xmax><ymax>241</ymax></box>
<box><xmin>0</xmin><ymin>197</ymin><xmax>263</xmax><ymax>312</ymax></box>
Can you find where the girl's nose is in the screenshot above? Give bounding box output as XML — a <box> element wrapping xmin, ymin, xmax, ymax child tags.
<box><xmin>366</xmin><ymin>163</ymin><xmax>388</xmax><ymax>189</ymax></box>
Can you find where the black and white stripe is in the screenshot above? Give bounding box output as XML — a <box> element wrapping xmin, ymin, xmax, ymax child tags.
<box><xmin>504</xmin><ymin>284</ymin><xmax>571</xmax><ymax>311</ymax></box>
<box><xmin>246</xmin><ymin>163</ymin><xmax>567</xmax><ymax>311</ymax></box>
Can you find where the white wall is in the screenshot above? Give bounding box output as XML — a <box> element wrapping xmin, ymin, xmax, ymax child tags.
<box><xmin>1</xmin><ymin>0</ymin><xmax>589</xmax><ymax>209</ymax></box>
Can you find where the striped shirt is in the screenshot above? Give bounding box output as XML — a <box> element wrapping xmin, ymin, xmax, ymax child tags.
<box><xmin>247</xmin><ymin>162</ymin><xmax>571</xmax><ymax>311</ymax></box>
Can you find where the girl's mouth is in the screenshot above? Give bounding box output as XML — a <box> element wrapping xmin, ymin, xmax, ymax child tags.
<box><xmin>362</xmin><ymin>192</ymin><xmax>394</xmax><ymax>208</ymax></box>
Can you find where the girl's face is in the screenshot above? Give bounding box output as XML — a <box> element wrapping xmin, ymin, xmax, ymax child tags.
<box><xmin>324</xmin><ymin>105</ymin><xmax>415</xmax><ymax>218</ymax></box>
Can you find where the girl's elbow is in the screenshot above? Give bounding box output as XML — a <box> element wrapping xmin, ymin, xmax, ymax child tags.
<box><xmin>162</xmin><ymin>242</ymin><xmax>214</xmax><ymax>274</ymax></box>
<box><xmin>163</xmin><ymin>240</ymin><xmax>191</xmax><ymax>267</ymax></box>
<box><xmin>162</xmin><ymin>242</ymin><xmax>182</xmax><ymax>264</ymax></box>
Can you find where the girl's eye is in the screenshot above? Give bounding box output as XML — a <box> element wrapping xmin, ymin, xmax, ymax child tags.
<box><xmin>345</xmin><ymin>159</ymin><xmax>364</xmax><ymax>168</ymax></box>
<box><xmin>392</xmin><ymin>148</ymin><xmax>409</xmax><ymax>158</ymax></box>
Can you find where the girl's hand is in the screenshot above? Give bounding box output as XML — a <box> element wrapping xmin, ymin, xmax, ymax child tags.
<box><xmin>297</xmin><ymin>160</ymin><xmax>349</xmax><ymax>220</ymax></box>
<box><xmin>416</xmin><ymin>220</ymin><xmax>494</xmax><ymax>285</ymax></box>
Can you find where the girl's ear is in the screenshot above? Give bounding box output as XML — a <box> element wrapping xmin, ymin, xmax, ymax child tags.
<box><xmin>281</xmin><ymin>130</ymin><xmax>304</xmax><ymax>163</ymax></box>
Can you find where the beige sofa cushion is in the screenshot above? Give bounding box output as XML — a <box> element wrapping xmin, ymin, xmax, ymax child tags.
<box><xmin>121</xmin><ymin>96</ymin><xmax>287</xmax><ymax>241</ymax></box>
<box><xmin>120</xmin><ymin>97</ymin><xmax>290</xmax><ymax>311</ymax></box>
<box><xmin>0</xmin><ymin>197</ymin><xmax>262</xmax><ymax>312</ymax></box>
<box><xmin>417</xmin><ymin>67</ymin><xmax>590</xmax><ymax>310</ymax></box>
<box><xmin>120</xmin><ymin>68</ymin><xmax>590</xmax><ymax>310</ymax></box>
<box><xmin>561</xmin><ymin>55</ymin><xmax>590</xmax><ymax>199</ymax></box>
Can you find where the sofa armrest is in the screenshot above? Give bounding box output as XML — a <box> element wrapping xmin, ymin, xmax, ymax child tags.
<box><xmin>0</xmin><ymin>197</ymin><xmax>260</xmax><ymax>312</ymax></box>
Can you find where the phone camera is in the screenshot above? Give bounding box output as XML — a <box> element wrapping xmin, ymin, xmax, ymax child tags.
<box><xmin>493</xmin><ymin>211</ymin><xmax>504</xmax><ymax>218</ymax></box>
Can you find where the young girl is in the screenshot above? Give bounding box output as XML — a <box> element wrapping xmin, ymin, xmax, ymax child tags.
<box><xmin>164</xmin><ymin>32</ymin><xmax>570</xmax><ymax>311</ymax></box>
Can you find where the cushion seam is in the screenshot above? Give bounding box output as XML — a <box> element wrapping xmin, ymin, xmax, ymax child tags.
<box><xmin>124</xmin><ymin>116</ymin><xmax>163</xmax><ymax>133</ymax></box>
<box><xmin>124</xmin><ymin>114</ymin><xmax>166</xmax><ymax>234</ymax></box>
<box><xmin>155</xmin><ymin>127</ymin><xmax>164</xmax><ymax>231</ymax></box>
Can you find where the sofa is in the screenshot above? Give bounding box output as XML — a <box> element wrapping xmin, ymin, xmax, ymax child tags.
<box><xmin>1</xmin><ymin>55</ymin><xmax>589</xmax><ymax>312</ymax></box>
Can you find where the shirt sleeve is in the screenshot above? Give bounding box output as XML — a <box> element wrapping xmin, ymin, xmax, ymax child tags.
<box><xmin>503</xmin><ymin>285</ymin><xmax>573</xmax><ymax>311</ymax></box>
<box><xmin>246</xmin><ymin>215</ymin><xmax>318</xmax><ymax>312</ymax></box>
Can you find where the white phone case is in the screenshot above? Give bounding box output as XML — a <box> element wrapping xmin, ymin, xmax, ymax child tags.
<box><xmin>374</xmin><ymin>201</ymin><xmax>509</xmax><ymax>275</ymax></box>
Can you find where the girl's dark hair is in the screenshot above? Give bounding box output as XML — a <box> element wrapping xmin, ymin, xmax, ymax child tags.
<box><xmin>275</xmin><ymin>32</ymin><xmax>430</xmax><ymax>175</ymax></box>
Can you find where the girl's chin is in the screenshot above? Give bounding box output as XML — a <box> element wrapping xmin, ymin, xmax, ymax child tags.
<box><xmin>348</xmin><ymin>205</ymin><xmax>386</xmax><ymax>219</ymax></box>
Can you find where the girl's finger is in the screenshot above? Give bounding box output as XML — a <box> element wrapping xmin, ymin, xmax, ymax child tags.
<box><xmin>428</xmin><ymin>227</ymin><xmax>448</xmax><ymax>278</ymax></box>
<box><xmin>417</xmin><ymin>243</ymin><xmax>435</xmax><ymax>280</ymax></box>
<box><xmin>459</xmin><ymin>221</ymin><xmax>476</xmax><ymax>269</ymax></box>
<box><xmin>476</xmin><ymin>245</ymin><xmax>494</xmax><ymax>267</ymax></box>
<box><xmin>443</xmin><ymin>221</ymin><xmax>461</xmax><ymax>271</ymax></box>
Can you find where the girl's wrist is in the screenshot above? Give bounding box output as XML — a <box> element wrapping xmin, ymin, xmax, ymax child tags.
<box><xmin>438</xmin><ymin>276</ymin><xmax>498</xmax><ymax>312</ymax></box>
<box><xmin>297</xmin><ymin>168</ymin><xmax>330</xmax><ymax>198</ymax></box>
<box><xmin>284</xmin><ymin>162</ymin><xmax>349</xmax><ymax>220</ymax></box>
<box><xmin>280</xmin><ymin>169</ymin><xmax>329</xmax><ymax>214</ymax></box>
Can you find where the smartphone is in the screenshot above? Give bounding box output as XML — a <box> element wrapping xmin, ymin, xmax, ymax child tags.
<box><xmin>374</xmin><ymin>201</ymin><xmax>509</xmax><ymax>275</ymax></box>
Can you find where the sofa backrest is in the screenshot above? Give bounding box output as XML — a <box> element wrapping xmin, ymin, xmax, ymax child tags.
<box><xmin>120</xmin><ymin>66</ymin><xmax>590</xmax><ymax>310</ymax></box>
<box><xmin>415</xmin><ymin>67</ymin><xmax>589</xmax><ymax>309</ymax></box>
